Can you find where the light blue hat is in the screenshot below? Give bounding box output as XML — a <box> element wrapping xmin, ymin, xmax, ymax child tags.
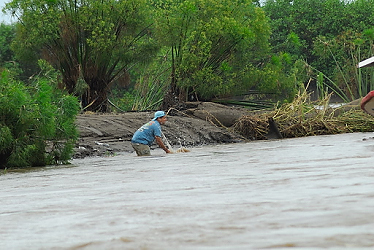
<box><xmin>152</xmin><ymin>111</ymin><xmax>166</xmax><ymax>121</ymax></box>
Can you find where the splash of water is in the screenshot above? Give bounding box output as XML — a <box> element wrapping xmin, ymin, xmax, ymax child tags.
<box><xmin>161</xmin><ymin>131</ymin><xmax>190</xmax><ymax>153</ymax></box>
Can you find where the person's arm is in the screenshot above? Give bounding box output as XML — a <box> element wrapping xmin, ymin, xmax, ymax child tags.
<box><xmin>155</xmin><ymin>136</ymin><xmax>171</xmax><ymax>153</ymax></box>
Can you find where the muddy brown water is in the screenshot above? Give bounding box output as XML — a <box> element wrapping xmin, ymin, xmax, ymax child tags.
<box><xmin>1</xmin><ymin>132</ymin><xmax>374</xmax><ymax>249</ymax></box>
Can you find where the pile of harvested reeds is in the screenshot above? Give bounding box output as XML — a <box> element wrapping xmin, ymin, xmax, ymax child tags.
<box><xmin>233</xmin><ymin>90</ymin><xmax>374</xmax><ymax>140</ymax></box>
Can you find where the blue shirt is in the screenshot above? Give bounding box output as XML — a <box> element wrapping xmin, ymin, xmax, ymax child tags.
<box><xmin>131</xmin><ymin>120</ymin><xmax>162</xmax><ymax>146</ymax></box>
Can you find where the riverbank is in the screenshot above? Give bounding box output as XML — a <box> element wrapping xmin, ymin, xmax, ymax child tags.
<box><xmin>73</xmin><ymin>99</ymin><xmax>365</xmax><ymax>158</ymax></box>
<box><xmin>73</xmin><ymin>102</ymin><xmax>250</xmax><ymax>158</ymax></box>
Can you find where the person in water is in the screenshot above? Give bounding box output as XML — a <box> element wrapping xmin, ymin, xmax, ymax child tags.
<box><xmin>131</xmin><ymin>111</ymin><xmax>172</xmax><ymax>156</ymax></box>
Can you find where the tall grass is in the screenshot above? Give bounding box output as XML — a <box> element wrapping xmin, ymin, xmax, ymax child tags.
<box><xmin>110</xmin><ymin>55</ymin><xmax>171</xmax><ymax>112</ymax></box>
<box><xmin>312</xmin><ymin>35</ymin><xmax>374</xmax><ymax>102</ymax></box>
<box><xmin>131</xmin><ymin>69</ymin><xmax>170</xmax><ymax>111</ymax></box>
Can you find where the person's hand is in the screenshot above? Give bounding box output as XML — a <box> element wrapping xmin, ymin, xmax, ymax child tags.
<box><xmin>166</xmin><ymin>149</ymin><xmax>174</xmax><ymax>154</ymax></box>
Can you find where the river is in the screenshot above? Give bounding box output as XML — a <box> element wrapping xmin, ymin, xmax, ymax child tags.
<box><xmin>1</xmin><ymin>132</ymin><xmax>374</xmax><ymax>249</ymax></box>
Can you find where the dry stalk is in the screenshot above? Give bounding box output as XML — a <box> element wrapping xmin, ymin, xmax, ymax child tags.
<box><xmin>233</xmin><ymin>90</ymin><xmax>374</xmax><ymax>140</ymax></box>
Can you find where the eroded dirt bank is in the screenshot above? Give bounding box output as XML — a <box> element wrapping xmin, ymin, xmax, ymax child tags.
<box><xmin>73</xmin><ymin>102</ymin><xmax>249</xmax><ymax>158</ymax></box>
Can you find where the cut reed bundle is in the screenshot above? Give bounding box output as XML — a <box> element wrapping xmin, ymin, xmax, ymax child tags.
<box><xmin>233</xmin><ymin>90</ymin><xmax>374</xmax><ymax>140</ymax></box>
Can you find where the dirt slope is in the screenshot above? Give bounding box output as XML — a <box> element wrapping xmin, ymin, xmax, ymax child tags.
<box><xmin>74</xmin><ymin>102</ymin><xmax>248</xmax><ymax>158</ymax></box>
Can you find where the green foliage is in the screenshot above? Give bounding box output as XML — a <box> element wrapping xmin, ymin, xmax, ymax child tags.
<box><xmin>0</xmin><ymin>66</ymin><xmax>79</xmax><ymax>169</ymax></box>
<box><xmin>131</xmin><ymin>73</ymin><xmax>169</xmax><ymax>111</ymax></box>
<box><xmin>113</xmin><ymin>91</ymin><xmax>135</xmax><ymax>112</ymax></box>
<box><xmin>3</xmin><ymin>0</ymin><xmax>303</xmax><ymax>111</ymax></box>
<box><xmin>0</xmin><ymin>23</ymin><xmax>16</xmax><ymax>64</ymax></box>
<box><xmin>153</xmin><ymin>0</ymin><xmax>284</xmax><ymax>101</ymax></box>
<box><xmin>111</xmin><ymin>52</ymin><xmax>171</xmax><ymax>111</ymax></box>
<box><xmin>263</xmin><ymin>0</ymin><xmax>374</xmax><ymax>101</ymax></box>
<box><xmin>239</xmin><ymin>53</ymin><xmax>301</xmax><ymax>102</ymax></box>
<box><xmin>5</xmin><ymin>0</ymin><xmax>158</xmax><ymax>112</ymax></box>
<box><xmin>311</xmin><ymin>29</ymin><xmax>374</xmax><ymax>101</ymax></box>
<box><xmin>263</xmin><ymin>0</ymin><xmax>348</xmax><ymax>61</ymax></box>
<box><xmin>0</xmin><ymin>23</ymin><xmax>24</xmax><ymax>77</ymax></box>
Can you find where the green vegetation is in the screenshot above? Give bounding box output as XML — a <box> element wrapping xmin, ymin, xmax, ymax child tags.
<box><xmin>2</xmin><ymin>0</ymin><xmax>374</xmax><ymax>110</ymax></box>
<box><xmin>0</xmin><ymin>23</ymin><xmax>15</xmax><ymax>68</ymax></box>
<box><xmin>109</xmin><ymin>52</ymin><xmax>171</xmax><ymax>111</ymax></box>
<box><xmin>2</xmin><ymin>0</ymin><xmax>374</xmax><ymax>167</ymax></box>
<box><xmin>5</xmin><ymin>0</ymin><xmax>157</xmax><ymax>112</ymax></box>
<box><xmin>152</xmin><ymin>0</ymin><xmax>295</xmax><ymax>106</ymax></box>
<box><xmin>0</xmin><ymin>63</ymin><xmax>79</xmax><ymax>169</ymax></box>
<box><xmin>3</xmin><ymin>0</ymin><xmax>300</xmax><ymax>112</ymax></box>
<box><xmin>263</xmin><ymin>0</ymin><xmax>374</xmax><ymax>101</ymax></box>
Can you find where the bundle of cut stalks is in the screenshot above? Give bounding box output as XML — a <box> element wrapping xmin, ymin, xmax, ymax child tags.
<box><xmin>233</xmin><ymin>90</ymin><xmax>374</xmax><ymax>140</ymax></box>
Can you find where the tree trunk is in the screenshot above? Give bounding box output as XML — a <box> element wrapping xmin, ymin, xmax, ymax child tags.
<box><xmin>81</xmin><ymin>81</ymin><xmax>109</xmax><ymax>112</ymax></box>
<box><xmin>161</xmin><ymin>46</ymin><xmax>182</xmax><ymax>110</ymax></box>
<box><xmin>161</xmin><ymin>75</ymin><xmax>182</xmax><ymax>110</ymax></box>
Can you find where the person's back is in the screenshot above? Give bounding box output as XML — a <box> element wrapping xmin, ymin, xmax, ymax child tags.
<box><xmin>132</xmin><ymin>120</ymin><xmax>161</xmax><ymax>146</ymax></box>
<box><xmin>131</xmin><ymin>111</ymin><xmax>171</xmax><ymax>156</ymax></box>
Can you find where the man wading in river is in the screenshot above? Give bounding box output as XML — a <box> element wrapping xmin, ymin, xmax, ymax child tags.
<box><xmin>131</xmin><ymin>111</ymin><xmax>172</xmax><ymax>156</ymax></box>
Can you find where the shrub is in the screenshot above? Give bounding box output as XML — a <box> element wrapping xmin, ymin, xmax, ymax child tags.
<box><xmin>0</xmin><ymin>70</ymin><xmax>79</xmax><ymax>169</ymax></box>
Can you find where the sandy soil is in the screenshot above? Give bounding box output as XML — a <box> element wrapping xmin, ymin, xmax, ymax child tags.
<box><xmin>73</xmin><ymin>102</ymin><xmax>250</xmax><ymax>158</ymax></box>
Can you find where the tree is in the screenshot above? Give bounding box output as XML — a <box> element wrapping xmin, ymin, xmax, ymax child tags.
<box><xmin>262</xmin><ymin>0</ymin><xmax>374</xmax><ymax>100</ymax></box>
<box><xmin>5</xmin><ymin>0</ymin><xmax>157</xmax><ymax>112</ymax></box>
<box><xmin>0</xmin><ymin>23</ymin><xmax>16</xmax><ymax>69</ymax></box>
<box><xmin>0</xmin><ymin>22</ymin><xmax>37</xmax><ymax>80</ymax></box>
<box><xmin>263</xmin><ymin>0</ymin><xmax>348</xmax><ymax>62</ymax></box>
<box><xmin>0</xmin><ymin>23</ymin><xmax>14</xmax><ymax>61</ymax></box>
<box><xmin>152</xmin><ymin>0</ymin><xmax>274</xmax><ymax>107</ymax></box>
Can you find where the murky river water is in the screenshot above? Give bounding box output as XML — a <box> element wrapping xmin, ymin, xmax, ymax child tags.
<box><xmin>2</xmin><ymin>132</ymin><xmax>374</xmax><ymax>249</ymax></box>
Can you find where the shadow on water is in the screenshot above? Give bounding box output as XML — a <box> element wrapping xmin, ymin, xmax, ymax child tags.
<box><xmin>1</xmin><ymin>164</ymin><xmax>78</xmax><ymax>176</ymax></box>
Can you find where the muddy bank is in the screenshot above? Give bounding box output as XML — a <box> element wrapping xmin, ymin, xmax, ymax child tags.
<box><xmin>73</xmin><ymin>99</ymin><xmax>363</xmax><ymax>158</ymax></box>
<box><xmin>74</xmin><ymin>102</ymin><xmax>249</xmax><ymax>158</ymax></box>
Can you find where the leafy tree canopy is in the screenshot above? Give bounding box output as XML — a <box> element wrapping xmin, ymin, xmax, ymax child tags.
<box><xmin>263</xmin><ymin>0</ymin><xmax>374</xmax><ymax>101</ymax></box>
<box><xmin>0</xmin><ymin>23</ymin><xmax>16</xmax><ymax>64</ymax></box>
<box><xmin>5</xmin><ymin>0</ymin><xmax>158</xmax><ymax>111</ymax></box>
<box><xmin>153</xmin><ymin>0</ymin><xmax>277</xmax><ymax>103</ymax></box>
